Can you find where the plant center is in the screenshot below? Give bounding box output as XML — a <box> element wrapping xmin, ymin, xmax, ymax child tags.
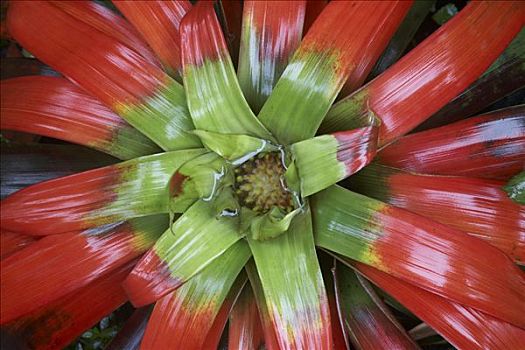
<box><xmin>234</xmin><ymin>152</ymin><xmax>294</xmax><ymax>214</ymax></box>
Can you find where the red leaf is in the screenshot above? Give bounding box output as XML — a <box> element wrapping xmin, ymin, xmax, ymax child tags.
<box><xmin>1</xmin><ymin>164</ymin><xmax>120</xmax><ymax>235</ymax></box>
<box><xmin>0</xmin><ymin>218</ymin><xmax>162</xmax><ymax>324</ymax></box>
<box><xmin>356</xmin><ymin>262</ymin><xmax>525</xmax><ymax>350</ymax></box>
<box><xmin>313</xmin><ymin>186</ymin><xmax>525</xmax><ymax>328</ymax></box>
<box><xmin>7</xmin><ymin>1</ymin><xmax>166</xmax><ymax>109</ymax></box>
<box><xmin>0</xmin><ymin>230</ymin><xmax>37</xmax><ymax>259</ymax></box>
<box><xmin>228</xmin><ymin>284</ymin><xmax>264</xmax><ymax>350</ymax></box>
<box><xmin>360</xmin><ymin>167</ymin><xmax>524</xmax><ymax>264</ymax></box>
<box><xmin>50</xmin><ymin>0</ymin><xmax>159</xmax><ymax>65</ymax></box>
<box><xmin>1</xmin><ymin>76</ymin><xmax>159</xmax><ymax>160</ymax></box>
<box><xmin>6</xmin><ymin>262</ymin><xmax>133</xmax><ymax>350</ymax></box>
<box><xmin>378</xmin><ymin>106</ymin><xmax>525</xmax><ymax>180</ymax></box>
<box><xmin>115</xmin><ymin>0</ymin><xmax>192</xmax><ymax>75</ymax></box>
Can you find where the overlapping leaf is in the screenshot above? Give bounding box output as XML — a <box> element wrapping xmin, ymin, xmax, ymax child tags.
<box><xmin>180</xmin><ymin>2</ymin><xmax>273</xmax><ymax>140</ymax></box>
<box><xmin>5</xmin><ymin>261</ymin><xmax>134</xmax><ymax>350</ymax></box>
<box><xmin>237</xmin><ymin>0</ymin><xmax>306</xmax><ymax>112</ymax></box>
<box><xmin>1</xmin><ymin>150</ymin><xmax>204</xmax><ymax>235</ymax></box>
<box><xmin>140</xmin><ymin>241</ymin><xmax>250</xmax><ymax>349</ymax></box>
<box><xmin>1</xmin><ymin>216</ymin><xmax>165</xmax><ymax>324</ymax></box>
<box><xmin>333</xmin><ymin>262</ymin><xmax>418</xmax><ymax>349</ymax></box>
<box><xmin>313</xmin><ymin>185</ymin><xmax>525</xmax><ymax>328</ymax></box>
<box><xmin>248</xmin><ymin>207</ymin><xmax>332</xmax><ymax>349</ymax></box>
<box><xmin>345</xmin><ymin>164</ymin><xmax>524</xmax><ymax>264</ymax></box>
<box><xmin>322</xmin><ymin>2</ymin><xmax>525</xmax><ymax>146</ymax></box>
<box><xmin>377</xmin><ymin>106</ymin><xmax>525</xmax><ymax>180</ymax></box>
<box><xmin>115</xmin><ymin>0</ymin><xmax>192</xmax><ymax>77</ymax></box>
<box><xmin>355</xmin><ymin>262</ymin><xmax>525</xmax><ymax>350</ymax></box>
<box><xmin>123</xmin><ymin>200</ymin><xmax>243</xmax><ymax>306</ymax></box>
<box><xmin>1</xmin><ymin>76</ymin><xmax>160</xmax><ymax>160</ymax></box>
<box><xmin>258</xmin><ymin>0</ymin><xmax>410</xmax><ymax>144</ymax></box>
<box><xmin>8</xmin><ymin>1</ymin><xmax>199</xmax><ymax>150</ymax></box>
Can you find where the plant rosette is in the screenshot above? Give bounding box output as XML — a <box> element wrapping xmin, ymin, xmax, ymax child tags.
<box><xmin>1</xmin><ymin>1</ymin><xmax>524</xmax><ymax>350</ymax></box>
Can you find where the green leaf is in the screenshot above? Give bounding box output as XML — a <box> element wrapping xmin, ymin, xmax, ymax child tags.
<box><xmin>168</xmin><ymin>152</ymin><xmax>227</xmax><ymax>213</ymax></box>
<box><xmin>291</xmin><ymin>113</ymin><xmax>379</xmax><ymax>196</ymax></box>
<box><xmin>117</xmin><ymin>78</ymin><xmax>201</xmax><ymax>151</ymax></box>
<box><xmin>193</xmin><ymin>130</ymin><xmax>278</xmax><ymax>164</ymax></box>
<box><xmin>504</xmin><ymin>171</ymin><xmax>525</xmax><ymax>204</ymax></box>
<box><xmin>247</xmin><ymin>206</ymin><xmax>332</xmax><ymax>348</ymax></box>
<box><xmin>180</xmin><ymin>2</ymin><xmax>274</xmax><ymax>140</ymax></box>
<box><xmin>432</xmin><ymin>4</ymin><xmax>458</xmax><ymax>25</ymax></box>
<box><xmin>98</xmin><ymin>149</ymin><xmax>207</xmax><ymax>223</ymax></box>
<box><xmin>243</xmin><ymin>206</ymin><xmax>302</xmax><ymax>241</ymax></box>
<box><xmin>123</xmin><ymin>200</ymin><xmax>244</xmax><ymax>306</ymax></box>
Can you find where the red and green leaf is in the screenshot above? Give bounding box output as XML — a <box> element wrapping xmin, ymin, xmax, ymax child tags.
<box><xmin>1</xmin><ymin>150</ymin><xmax>204</xmax><ymax>235</ymax></box>
<box><xmin>123</xmin><ymin>200</ymin><xmax>243</xmax><ymax>307</ymax></box>
<box><xmin>237</xmin><ymin>0</ymin><xmax>306</xmax><ymax>113</ymax></box>
<box><xmin>333</xmin><ymin>262</ymin><xmax>418</xmax><ymax>350</ymax></box>
<box><xmin>258</xmin><ymin>0</ymin><xmax>410</xmax><ymax>144</ymax></box>
<box><xmin>291</xmin><ymin>114</ymin><xmax>378</xmax><ymax>196</ymax></box>
<box><xmin>115</xmin><ymin>0</ymin><xmax>191</xmax><ymax>78</ymax></box>
<box><xmin>180</xmin><ymin>2</ymin><xmax>272</xmax><ymax>140</ymax></box>
<box><xmin>202</xmin><ymin>274</ymin><xmax>247</xmax><ymax>350</ymax></box>
<box><xmin>228</xmin><ymin>283</ymin><xmax>264</xmax><ymax>350</ymax></box>
<box><xmin>0</xmin><ymin>216</ymin><xmax>165</xmax><ymax>324</ymax></box>
<box><xmin>317</xmin><ymin>254</ymin><xmax>349</xmax><ymax>350</ymax></box>
<box><xmin>247</xmin><ymin>207</ymin><xmax>332</xmax><ymax>349</ymax></box>
<box><xmin>1</xmin><ymin>76</ymin><xmax>160</xmax><ymax>160</ymax></box>
<box><xmin>245</xmin><ymin>261</ymin><xmax>280</xmax><ymax>350</ymax></box>
<box><xmin>7</xmin><ymin>1</ymin><xmax>199</xmax><ymax>150</ymax></box>
<box><xmin>322</xmin><ymin>1</ymin><xmax>525</xmax><ymax>147</ymax></box>
<box><xmin>140</xmin><ymin>241</ymin><xmax>250</xmax><ymax>349</ymax></box>
<box><xmin>378</xmin><ymin>105</ymin><xmax>525</xmax><ymax>180</ymax></box>
<box><xmin>355</xmin><ymin>262</ymin><xmax>525</xmax><ymax>350</ymax></box>
<box><xmin>346</xmin><ymin>164</ymin><xmax>524</xmax><ymax>264</ymax></box>
<box><xmin>313</xmin><ymin>185</ymin><xmax>525</xmax><ymax>328</ymax></box>
<box><xmin>5</xmin><ymin>261</ymin><xmax>133</xmax><ymax>350</ymax></box>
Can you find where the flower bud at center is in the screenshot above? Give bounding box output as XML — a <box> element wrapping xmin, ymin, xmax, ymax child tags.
<box><xmin>234</xmin><ymin>152</ymin><xmax>293</xmax><ymax>214</ymax></box>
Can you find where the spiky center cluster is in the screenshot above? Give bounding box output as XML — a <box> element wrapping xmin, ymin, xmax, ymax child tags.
<box><xmin>234</xmin><ymin>152</ymin><xmax>293</xmax><ymax>214</ymax></box>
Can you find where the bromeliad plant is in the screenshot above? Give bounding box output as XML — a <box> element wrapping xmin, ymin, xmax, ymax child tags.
<box><xmin>1</xmin><ymin>1</ymin><xmax>524</xmax><ymax>349</ymax></box>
